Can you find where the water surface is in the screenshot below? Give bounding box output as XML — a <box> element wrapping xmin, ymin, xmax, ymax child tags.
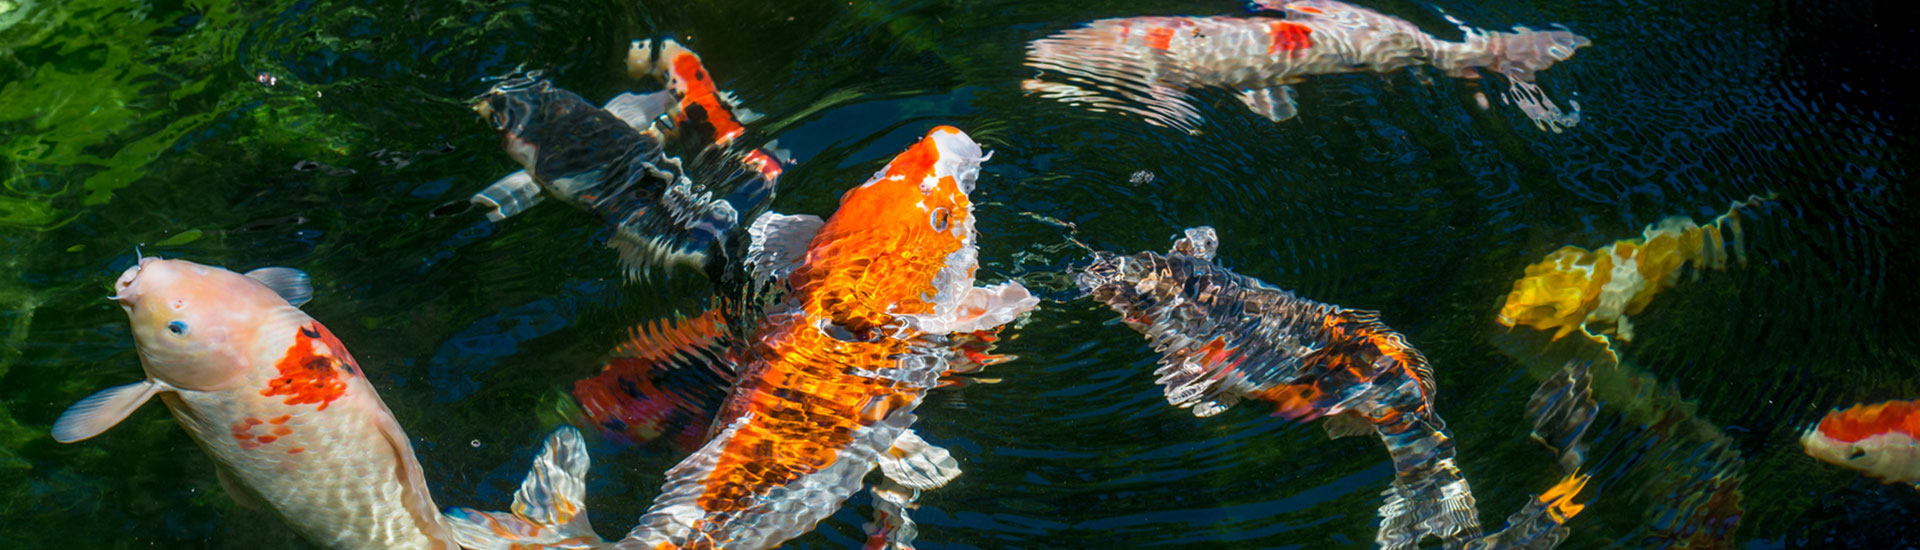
<box><xmin>1</xmin><ymin>0</ymin><xmax>1914</xmax><ymax>548</ymax></box>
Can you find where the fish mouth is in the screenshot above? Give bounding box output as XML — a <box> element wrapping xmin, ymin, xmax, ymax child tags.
<box><xmin>111</xmin><ymin>257</ymin><xmax>156</xmax><ymax>307</ymax></box>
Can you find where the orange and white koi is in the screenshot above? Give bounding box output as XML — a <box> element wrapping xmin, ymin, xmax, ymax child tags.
<box><xmin>470</xmin><ymin>39</ymin><xmax>784</xmax><ymax>277</ymax></box>
<box><xmin>448</xmin><ymin>126</ymin><xmax>1039</xmax><ymax>550</ymax></box>
<box><xmin>1080</xmin><ymin>228</ymin><xmax>1587</xmax><ymax>550</ymax></box>
<box><xmin>1802</xmin><ymin>399</ymin><xmax>1920</xmax><ymax>488</ymax></box>
<box><xmin>1024</xmin><ymin>0</ymin><xmax>1589</xmax><ymax>130</ymax></box>
<box><xmin>1498</xmin><ymin>196</ymin><xmax>1769</xmax><ymax>352</ymax></box>
<box><xmin>51</xmin><ymin>258</ymin><xmax>458</xmax><ymax>549</ymax></box>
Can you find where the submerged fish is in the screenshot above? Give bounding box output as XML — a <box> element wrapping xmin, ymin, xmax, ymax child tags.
<box><xmin>1802</xmin><ymin>399</ymin><xmax>1920</xmax><ymax>488</ymax></box>
<box><xmin>1498</xmin><ymin>196</ymin><xmax>1769</xmax><ymax>351</ymax></box>
<box><xmin>1079</xmin><ymin>228</ymin><xmax>1585</xmax><ymax>550</ymax></box>
<box><xmin>450</xmin><ymin>126</ymin><xmax>1040</xmax><ymax>550</ymax></box>
<box><xmin>1024</xmin><ymin>0</ymin><xmax>1589</xmax><ymax>130</ymax></box>
<box><xmin>470</xmin><ymin>39</ymin><xmax>782</xmax><ymax>278</ymax></box>
<box><xmin>51</xmin><ymin>257</ymin><xmax>458</xmax><ymax>549</ymax></box>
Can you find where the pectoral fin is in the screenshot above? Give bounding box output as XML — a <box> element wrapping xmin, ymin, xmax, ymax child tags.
<box><xmin>603</xmin><ymin>91</ymin><xmax>676</xmax><ymax>130</ymax></box>
<box><xmin>1236</xmin><ymin>85</ymin><xmax>1299</xmax><ymax>122</ymax></box>
<box><xmin>877</xmin><ymin>430</ymin><xmax>962</xmax><ymax>491</ymax></box>
<box><xmin>929</xmin><ymin>283</ymin><xmax>1041</xmax><ymax>334</ymax></box>
<box><xmin>747</xmin><ymin>212</ymin><xmax>824</xmax><ymax>286</ymax></box>
<box><xmin>244</xmin><ymin>267</ymin><xmax>313</xmax><ymax>308</ymax></box>
<box><xmin>470</xmin><ymin>170</ymin><xmax>545</xmax><ymax>222</ymax></box>
<box><xmin>51</xmin><ymin>380</ymin><xmax>164</xmax><ymax>443</ymax></box>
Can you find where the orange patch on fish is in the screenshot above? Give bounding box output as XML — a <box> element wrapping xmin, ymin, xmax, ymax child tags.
<box><xmin>670</xmin><ymin>53</ymin><xmax>746</xmax><ymax>144</ymax></box>
<box><xmin>696</xmin><ymin>324</ymin><xmax>922</xmax><ymax>513</ymax></box>
<box><xmin>1268</xmin><ymin>21</ymin><xmax>1314</xmax><ymax>54</ymax></box>
<box><xmin>743</xmin><ymin>149</ymin><xmax>784</xmax><ymax>181</ymax></box>
<box><xmin>262</xmin><ymin>323</ymin><xmax>352</xmax><ymax>411</ymax></box>
<box><xmin>1144</xmin><ymin>27</ymin><xmax>1176</xmax><ymax>50</ymax></box>
<box><xmin>1815</xmin><ymin>400</ymin><xmax>1920</xmax><ymax>443</ymax></box>
<box><xmin>690</xmin><ymin>127</ymin><xmax>976</xmax><ymax>520</ymax></box>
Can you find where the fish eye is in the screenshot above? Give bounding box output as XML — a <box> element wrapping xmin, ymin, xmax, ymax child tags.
<box><xmin>166</xmin><ymin>320</ymin><xmax>189</xmax><ymax>336</ymax></box>
<box><xmin>930</xmin><ymin>207</ymin><xmax>951</xmax><ymax>232</ymax></box>
<box><xmin>1848</xmin><ymin>447</ymin><xmax>1867</xmax><ymax>460</ymax></box>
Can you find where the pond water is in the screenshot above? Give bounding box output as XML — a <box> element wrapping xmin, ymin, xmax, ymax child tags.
<box><xmin>1</xmin><ymin>0</ymin><xmax>1913</xmax><ymax>548</ymax></box>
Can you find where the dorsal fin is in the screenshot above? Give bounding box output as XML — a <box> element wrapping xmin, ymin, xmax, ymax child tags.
<box><xmin>572</xmin><ymin>309</ymin><xmax>744</xmax><ymax>451</ymax></box>
<box><xmin>245</xmin><ymin>267</ymin><xmax>313</xmax><ymax>307</ymax></box>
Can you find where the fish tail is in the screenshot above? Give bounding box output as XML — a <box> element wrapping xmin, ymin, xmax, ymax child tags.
<box><xmin>446</xmin><ymin>427</ymin><xmax>609</xmax><ymax>549</ymax></box>
<box><xmin>1464</xmin><ymin>472</ymin><xmax>1590</xmax><ymax>550</ymax></box>
<box><xmin>1437</xmin><ymin>26</ymin><xmax>1591</xmax><ymax>80</ymax></box>
<box><xmin>1375</xmin><ymin>415</ymin><xmax>1483</xmax><ymax>550</ymax></box>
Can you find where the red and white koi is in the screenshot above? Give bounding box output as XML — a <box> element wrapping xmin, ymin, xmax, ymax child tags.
<box><xmin>1024</xmin><ymin>0</ymin><xmax>1589</xmax><ymax>130</ymax></box>
<box><xmin>1802</xmin><ymin>399</ymin><xmax>1920</xmax><ymax>488</ymax></box>
<box><xmin>52</xmin><ymin>258</ymin><xmax>458</xmax><ymax>549</ymax></box>
<box><xmin>448</xmin><ymin>126</ymin><xmax>1038</xmax><ymax>550</ymax></box>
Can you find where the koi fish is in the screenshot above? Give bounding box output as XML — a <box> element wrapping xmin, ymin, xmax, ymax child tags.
<box><xmin>449</xmin><ymin>126</ymin><xmax>1040</xmax><ymax>550</ymax></box>
<box><xmin>470</xmin><ymin>39</ymin><xmax>782</xmax><ymax>278</ymax></box>
<box><xmin>1079</xmin><ymin>227</ymin><xmax>1586</xmax><ymax>550</ymax></box>
<box><xmin>1024</xmin><ymin>0</ymin><xmax>1589</xmax><ymax>130</ymax></box>
<box><xmin>1498</xmin><ymin>196</ymin><xmax>1770</xmax><ymax>351</ymax></box>
<box><xmin>1802</xmin><ymin>399</ymin><xmax>1920</xmax><ymax>488</ymax></box>
<box><xmin>50</xmin><ymin>257</ymin><xmax>458</xmax><ymax>549</ymax></box>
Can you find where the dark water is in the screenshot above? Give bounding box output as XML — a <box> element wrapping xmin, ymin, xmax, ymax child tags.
<box><xmin>2</xmin><ymin>0</ymin><xmax>1914</xmax><ymax>548</ymax></box>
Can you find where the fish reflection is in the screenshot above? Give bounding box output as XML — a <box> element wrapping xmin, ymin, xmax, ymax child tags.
<box><xmin>1078</xmin><ymin>227</ymin><xmax>1586</xmax><ymax>550</ymax></box>
<box><xmin>469</xmin><ymin>39</ymin><xmax>783</xmax><ymax>279</ymax></box>
<box><xmin>1024</xmin><ymin>0</ymin><xmax>1589</xmax><ymax>131</ymax></box>
<box><xmin>1803</xmin><ymin>399</ymin><xmax>1920</xmax><ymax>488</ymax></box>
<box><xmin>448</xmin><ymin>127</ymin><xmax>1039</xmax><ymax>550</ymax></box>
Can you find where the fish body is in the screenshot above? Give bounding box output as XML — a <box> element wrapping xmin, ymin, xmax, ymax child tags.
<box><xmin>470</xmin><ymin>39</ymin><xmax>782</xmax><ymax>278</ymax></box>
<box><xmin>1498</xmin><ymin>196</ymin><xmax>1767</xmax><ymax>349</ymax></box>
<box><xmin>1802</xmin><ymin>400</ymin><xmax>1920</xmax><ymax>487</ymax></box>
<box><xmin>451</xmin><ymin>126</ymin><xmax>1038</xmax><ymax>550</ymax></box>
<box><xmin>52</xmin><ymin>258</ymin><xmax>457</xmax><ymax>550</ymax></box>
<box><xmin>1079</xmin><ymin>228</ymin><xmax>1584</xmax><ymax>550</ymax></box>
<box><xmin>1024</xmin><ymin>0</ymin><xmax>1588</xmax><ymax>129</ymax></box>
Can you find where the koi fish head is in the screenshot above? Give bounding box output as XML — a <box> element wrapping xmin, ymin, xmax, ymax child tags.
<box><xmin>1801</xmin><ymin>400</ymin><xmax>1920</xmax><ymax>484</ymax></box>
<box><xmin>473</xmin><ymin>76</ymin><xmax>594</xmax><ymax>171</ymax></box>
<box><xmin>112</xmin><ymin>258</ymin><xmax>285</xmax><ymax>391</ymax></box>
<box><xmin>796</xmin><ymin>126</ymin><xmax>987</xmax><ymax>332</ymax></box>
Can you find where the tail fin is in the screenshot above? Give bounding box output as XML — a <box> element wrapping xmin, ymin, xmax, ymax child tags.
<box><xmin>1437</xmin><ymin>27</ymin><xmax>1590</xmax><ymax>80</ymax></box>
<box><xmin>1466</xmin><ymin>473</ymin><xmax>1590</xmax><ymax>550</ymax></box>
<box><xmin>1375</xmin><ymin>416</ymin><xmax>1483</xmax><ymax>550</ymax></box>
<box><xmin>446</xmin><ymin>427</ymin><xmax>607</xmax><ymax>550</ymax></box>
